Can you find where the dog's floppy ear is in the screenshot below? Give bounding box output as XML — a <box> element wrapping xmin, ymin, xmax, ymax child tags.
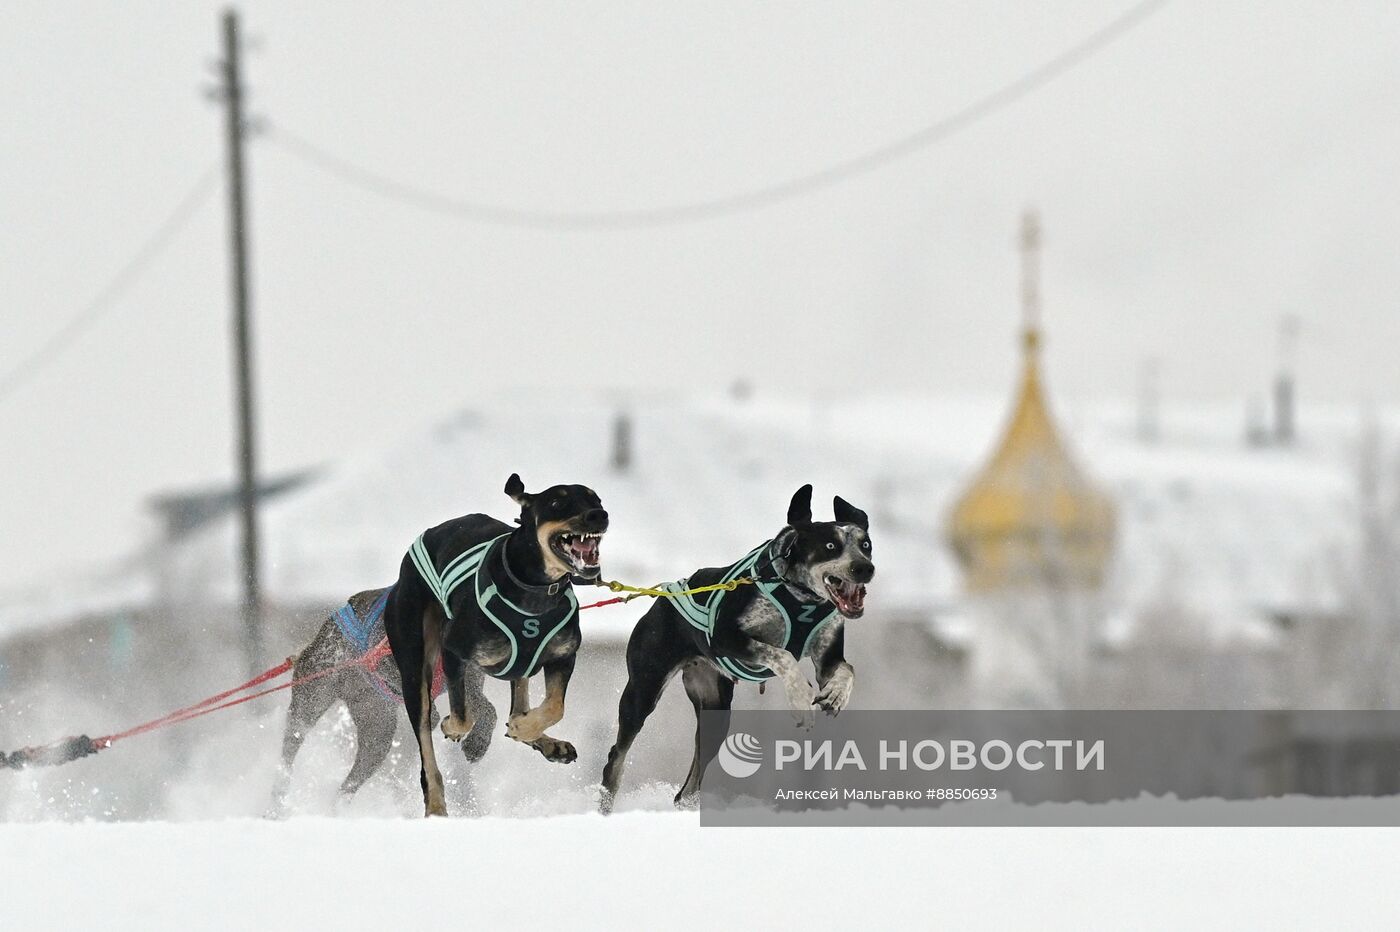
<box><xmin>504</xmin><ymin>473</ymin><xmax>530</xmax><ymax>507</ymax></box>
<box><xmin>787</xmin><ymin>484</ymin><xmax>813</xmax><ymax>525</ymax></box>
<box><xmin>833</xmin><ymin>495</ymin><xmax>869</xmax><ymax>531</ymax></box>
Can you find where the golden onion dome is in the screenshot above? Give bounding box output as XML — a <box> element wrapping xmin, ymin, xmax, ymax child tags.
<box><xmin>945</xmin><ymin>212</ymin><xmax>1116</xmax><ymax>592</ymax></box>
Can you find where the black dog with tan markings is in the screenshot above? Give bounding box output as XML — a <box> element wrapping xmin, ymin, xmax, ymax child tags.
<box><xmin>273</xmin><ymin>475</ymin><xmax>607</xmax><ymax>818</ymax></box>
<box><xmin>600</xmin><ymin>484</ymin><xmax>873</xmax><ymax>812</ymax></box>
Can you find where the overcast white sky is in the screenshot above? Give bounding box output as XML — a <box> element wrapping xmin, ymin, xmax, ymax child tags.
<box><xmin>1</xmin><ymin>1</ymin><xmax>1398</xmax><ymax>590</ymax></box>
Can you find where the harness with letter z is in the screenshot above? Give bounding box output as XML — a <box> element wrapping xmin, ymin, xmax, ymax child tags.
<box><xmin>663</xmin><ymin>540</ymin><xmax>838</xmax><ymax>682</ymax></box>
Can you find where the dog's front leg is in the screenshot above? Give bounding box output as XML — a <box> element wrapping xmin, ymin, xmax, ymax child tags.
<box><xmin>812</xmin><ymin>628</ymin><xmax>855</xmax><ymax>716</ymax></box>
<box><xmin>812</xmin><ymin>663</ymin><xmax>854</xmax><ymax>715</ymax></box>
<box><xmin>505</xmin><ymin>656</ymin><xmax>574</xmax><ymax>746</ymax></box>
<box><xmin>507</xmin><ymin>676</ymin><xmax>531</xmax><ymax>725</ymax></box>
<box><xmin>728</xmin><ymin>638</ymin><xmax>816</xmax><ymax>729</ymax></box>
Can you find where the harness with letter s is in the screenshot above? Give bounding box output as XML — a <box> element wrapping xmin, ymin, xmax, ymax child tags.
<box><xmin>409</xmin><ymin>532</ymin><xmax>579</xmax><ymax>680</ymax></box>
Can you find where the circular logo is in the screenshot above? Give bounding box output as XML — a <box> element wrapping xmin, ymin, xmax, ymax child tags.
<box><xmin>718</xmin><ymin>732</ymin><xmax>763</xmax><ymax>778</ymax></box>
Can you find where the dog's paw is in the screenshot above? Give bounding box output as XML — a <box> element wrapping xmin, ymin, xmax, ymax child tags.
<box><xmin>785</xmin><ymin>680</ymin><xmax>817</xmax><ymax>730</ymax></box>
<box><xmin>530</xmin><ymin>735</ymin><xmax>577</xmax><ymax>764</ymax></box>
<box><xmin>505</xmin><ymin>711</ymin><xmax>548</xmax><ymax>743</ymax></box>
<box><xmin>460</xmin><ymin>728</ymin><xmax>493</xmax><ymax>763</ymax></box>
<box><xmin>458</xmin><ymin>703</ymin><xmax>496</xmax><ymax>761</ymax></box>
<box><xmin>440</xmin><ymin>714</ymin><xmax>474</xmax><ymax>742</ymax></box>
<box><xmin>814</xmin><ymin>666</ymin><xmax>854</xmax><ymax>716</ymax></box>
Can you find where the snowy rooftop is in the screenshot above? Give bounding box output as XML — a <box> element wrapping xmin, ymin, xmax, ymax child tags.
<box><xmin>0</xmin><ymin>389</ymin><xmax>1376</xmax><ymax>642</ymax></box>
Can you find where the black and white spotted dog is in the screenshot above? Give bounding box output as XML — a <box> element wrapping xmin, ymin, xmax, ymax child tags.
<box><xmin>599</xmin><ymin>484</ymin><xmax>874</xmax><ymax>812</ymax></box>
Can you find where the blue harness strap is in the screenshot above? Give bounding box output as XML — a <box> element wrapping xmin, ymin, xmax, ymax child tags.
<box><xmin>330</xmin><ymin>588</ymin><xmax>392</xmax><ymax>654</ymax></box>
<box><xmin>667</xmin><ymin>540</ymin><xmax>839</xmax><ymax>682</ymax></box>
<box><xmin>329</xmin><ymin>588</ymin><xmax>405</xmax><ymax>702</ymax></box>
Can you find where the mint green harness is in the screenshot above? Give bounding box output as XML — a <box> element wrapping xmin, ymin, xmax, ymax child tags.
<box><xmin>665</xmin><ymin>541</ymin><xmax>839</xmax><ymax>682</ymax></box>
<box><xmin>409</xmin><ymin>532</ymin><xmax>578</xmax><ymax>680</ymax></box>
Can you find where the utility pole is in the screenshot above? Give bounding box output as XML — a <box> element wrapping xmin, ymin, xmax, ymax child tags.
<box><xmin>1137</xmin><ymin>356</ymin><xmax>1160</xmax><ymax>444</ymax></box>
<box><xmin>1274</xmin><ymin>313</ymin><xmax>1299</xmax><ymax>446</ymax></box>
<box><xmin>220</xmin><ymin>9</ymin><xmax>262</xmax><ymax>676</ymax></box>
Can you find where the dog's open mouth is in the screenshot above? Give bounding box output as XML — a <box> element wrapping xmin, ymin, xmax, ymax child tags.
<box><xmin>824</xmin><ymin>574</ymin><xmax>866</xmax><ymax>617</ymax></box>
<box><xmin>552</xmin><ymin>531</ymin><xmax>603</xmax><ymax>577</ymax></box>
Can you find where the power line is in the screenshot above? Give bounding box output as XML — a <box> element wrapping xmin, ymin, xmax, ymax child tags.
<box><xmin>265</xmin><ymin>0</ymin><xmax>1169</xmax><ymax>231</ymax></box>
<box><xmin>0</xmin><ymin>166</ymin><xmax>220</xmax><ymax>406</ymax></box>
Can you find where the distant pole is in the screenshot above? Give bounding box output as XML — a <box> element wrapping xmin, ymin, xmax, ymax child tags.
<box><xmin>220</xmin><ymin>9</ymin><xmax>262</xmax><ymax>675</ymax></box>
<box><xmin>1137</xmin><ymin>356</ymin><xmax>1160</xmax><ymax>444</ymax></box>
<box><xmin>1274</xmin><ymin>314</ymin><xmax>1298</xmax><ymax>446</ymax></box>
<box><xmin>610</xmin><ymin>410</ymin><xmax>633</xmax><ymax>473</ymax></box>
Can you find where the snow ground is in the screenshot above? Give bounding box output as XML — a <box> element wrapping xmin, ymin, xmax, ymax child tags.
<box><xmin>3</xmin><ymin>814</ymin><xmax>1400</xmax><ymax>930</ymax></box>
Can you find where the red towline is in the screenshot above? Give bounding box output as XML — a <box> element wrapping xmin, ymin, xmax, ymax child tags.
<box><xmin>0</xmin><ymin>593</ymin><xmax>627</xmax><ymax>770</ymax></box>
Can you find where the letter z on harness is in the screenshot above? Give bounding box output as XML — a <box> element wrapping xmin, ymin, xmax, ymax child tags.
<box><xmin>409</xmin><ymin>532</ymin><xmax>580</xmax><ymax>680</ymax></box>
<box><xmin>662</xmin><ymin>540</ymin><xmax>838</xmax><ymax>682</ymax></box>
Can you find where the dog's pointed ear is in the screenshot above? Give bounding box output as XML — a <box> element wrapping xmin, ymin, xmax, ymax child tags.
<box><xmin>833</xmin><ymin>495</ymin><xmax>869</xmax><ymax>531</ymax></box>
<box><xmin>787</xmin><ymin>484</ymin><xmax>813</xmax><ymax>525</ymax></box>
<box><xmin>504</xmin><ymin>473</ymin><xmax>530</xmax><ymax>507</ymax></box>
<box><xmin>770</xmin><ymin>526</ymin><xmax>798</xmax><ymax>575</ymax></box>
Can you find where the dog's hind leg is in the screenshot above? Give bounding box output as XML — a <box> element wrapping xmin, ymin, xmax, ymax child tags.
<box><xmin>268</xmin><ymin>628</ymin><xmax>340</xmax><ymax>817</ymax></box>
<box><xmin>600</xmin><ymin>607</ymin><xmax>690</xmax><ymax>813</ymax></box>
<box><xmin>338</xmin><ymin>688</ymin><xmax>396</xmax><ymax>800</ymax></box>
<box><xmin>387</xmin><ymin>583</ymin><xmax>449</xmax><ymax>817</ymax></box>
<box><xmin>599</xmin><ymin>667</ymin><xmax>673</xmax><ymax>813</ymax></box>
<box><xmin>674</xmin><ymin>662</ymin><xmax>735</xmax><ymax>810</ymax></box>
<box><xmin>415</xmin><ymin>611</ymin><xmax>449</xmax><ymax>816</ymax></box>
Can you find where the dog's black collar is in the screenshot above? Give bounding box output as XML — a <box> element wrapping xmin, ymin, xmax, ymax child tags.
<box><xmin>779</xmin><ymin>579</ymin><xmax>824</xmax><ymax>602</ymax></box>
<box><xmin>499</xmin><ymin>538</ymin><xmax>565</xmax><ymax>597</ymax></box>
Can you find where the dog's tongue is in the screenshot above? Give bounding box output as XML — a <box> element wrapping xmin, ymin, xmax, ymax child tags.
<box><xmin>569</xmin><ymin>536</ymin><xmax>600</xmax><ymax>566</ymax></box>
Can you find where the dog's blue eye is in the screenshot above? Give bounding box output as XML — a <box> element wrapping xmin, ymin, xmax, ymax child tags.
<box><xmin>861</xmin><ymin>541</ymin><xmax>871</xmax><ymax>550</ymax></box>
<box><xmin>826</xmin><ymin>542</ymin><xmax>836</xmax><ymax>551</ymax></box>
